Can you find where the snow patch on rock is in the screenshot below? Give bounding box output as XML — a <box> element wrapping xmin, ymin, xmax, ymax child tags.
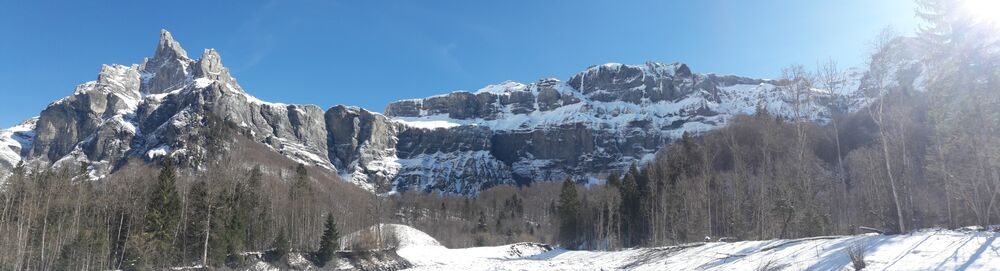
<box><xmin>147</xmin><ymin>145</ymin><xmax>171</xmax><ymax>159</ymax></box>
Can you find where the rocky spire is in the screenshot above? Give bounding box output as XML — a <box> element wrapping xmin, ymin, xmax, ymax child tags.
<box><xmin>140</xmin><ymin>29</ymin><xmax>194</xmax><ymax>95</ymax></box>
<box><xmin>194</xmin><ymin>49</ymin><xmax>223</xmax><ymax>78</ymax></box>
<box><xmin>153</xmin><ymin>29</ymin><xmax>189</xmax><ymax>61</ymax></box>
<box><xmin>193</xmin><ymin>48</ymin><xmax>245</xmax><ymax>92</ymax></box>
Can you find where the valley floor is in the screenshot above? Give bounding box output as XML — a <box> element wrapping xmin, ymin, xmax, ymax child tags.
<box><xmin>397</xmin><ymin>228</ymin><xmax>1000</xmax><ymax>270</ymax></box>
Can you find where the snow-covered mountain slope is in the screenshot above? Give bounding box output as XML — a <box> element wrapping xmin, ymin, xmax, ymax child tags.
<box><xmin>0</xmin><ymin>30</ymin><xmax>925</xmax><ymax>195</ymax></box>
<box><xmin>394</xmin><ymin>226</ymin><xmax>1000</xmax><ymax>270</ymax></box>
<box><xmin>0</xmin><ymin>118</ymin><xmax>37</xmax><ymax>178</ymax></box>
<box><xmin>377</xmin><ymin>62</ymin><xmax>889</xmax><ymax>194</ymax></box>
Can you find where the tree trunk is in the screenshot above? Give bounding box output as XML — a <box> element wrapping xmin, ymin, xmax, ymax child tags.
<box><xmin>878</xmin><ymin>101</ymin><xmax>906</xmax><ymax>233</ymax></box>
<box><xmin>202</xmin><ymin>206</ymin><xmax>212</xmax><ymax>266</ymax></box>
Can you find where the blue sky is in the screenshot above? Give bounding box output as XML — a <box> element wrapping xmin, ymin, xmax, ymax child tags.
<box><xmin>0</xmin><ymin>0</ymin><xmax>919</xmax><ymax>127</ymax></box>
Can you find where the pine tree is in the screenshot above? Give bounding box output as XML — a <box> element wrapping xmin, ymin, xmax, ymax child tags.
<box><xmin>142</xmin><ymin>158</ymin><xmax>182</xmax><ymax>265</ymax></box>
<box><xmin>294</xmin><ymin>163</ymin><xmax>309</xmax><ymax>190</ymax></box>
<box><xmin>271</xmin><ymin>230</ymin><xmax>290</xmax><ymax>262</ymax></box>
<box><xmin>473</xmin><ymin>211</ymin><xmax>489</xmax><ymax>246</ymax></box>
<box><xmin>11</xmin><ymin>160</ymin><xmax>25</xmax><ymax>177</ymax></box>
<box><xmin>225</xmin><ymin>180</ymin><xmax>251</xmax><ymax>256</ymax></box>
<box><xmin>619</xmin><ymin>168</ymin><xmax>640</xmax><ymax>247</ymax></box>
<box><xmin>246</xmin><ymin>165</ymin><xmax>267</xmax><ymax>249</ymax></box>
<box><xmin>607</xmin><ymin>173</ymin><xmax>621</xmax><ymax>187</ymax></box>
<box><xmin>185</xmin><ymin>180</ymin><xmax>210</xmax><ymax>263</ymax></box>
<box><xmin>634</xmin><ymin>165</ymin><xmax>654</xmax><ymax>246</ymax></box>
<box><xmin>316</xmin><ymin>213</ymin><xmax>340</xmax><ymax>266</ymax></box>
<box><xmin>475</xmin><ymin>211</ymin><xmax>488</xmax><ymax>233</ymax></box>
<box><xmin>558</xmin><ymin>177</ymin><xmax>580</xmax><ymax>249</ymax></box>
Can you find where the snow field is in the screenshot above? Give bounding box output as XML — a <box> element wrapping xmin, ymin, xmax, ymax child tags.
<box><xmin>392</xmin><ymin>224</ymin><xmax>1000</xmax><ymax>270</ymax></box>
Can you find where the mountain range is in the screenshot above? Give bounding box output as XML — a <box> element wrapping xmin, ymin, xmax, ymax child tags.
<box><xmin>0</xmin><ymin>30</ymin><xmax>918</xmax><ymax>195</ymax></box>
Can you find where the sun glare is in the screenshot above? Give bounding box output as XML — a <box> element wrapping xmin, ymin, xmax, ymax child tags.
<box><xmin>962</xmin><ymin>0</ymin><xmax>1000</xmax><ymax>27</ymax></box>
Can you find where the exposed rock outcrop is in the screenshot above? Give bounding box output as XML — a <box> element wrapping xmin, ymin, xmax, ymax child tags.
<box><xmin>325</xmin><ymin>105</ymin><xmax>401</xmax><ymax>191</ymax></box>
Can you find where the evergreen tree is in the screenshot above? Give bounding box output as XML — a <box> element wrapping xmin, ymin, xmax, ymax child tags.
<box><xmin>606</xmin><ymin>173</ymin><xmax>621</xmax><ymax>188</ymax></box>
<box><xmin>142</xmin><ymin>158</ymin><xmax>182</xmax><ymax>265</ymax></box>
<box><xmin>11</xmin><ymin>160</ymin><xmax>25</xmax><ymax>177</ymax></box>
<box><xmin>634</xmin><ymin>165</ymin><xmax>654</xmax><ymax>246</ymax></box>
<box><xmin>185</xmin><ymin>180</ymin><xmax>210</xmax><ymax>263</ymax></box>
<box><xmin>475</xmin><ymin>211</ymin><xmax>488</xmax><ymax>233</ymax></box>
<box><xmin>245</xmin><ymin>165</ymin><xmax>267</xmax><ymax>249</ymax></box>
<box><xmin>294</xmin><ymin>163</ymin><xmax>309</xmax><ymax>190</ymax></box>
<box><xmin>558</xmin><ymin>177</ymin><xmax>580</xmax><ymax>249</ymax></box>
<box><xmin>224</xmin><ymin>181</ymin><xmax>250</xmax><ymax>256</ymax></box>
<box><xmin>316</xmin><ymin>213</ymin><xmax>340</xmax><ymax>266</ymax></box>
<box><xmin>271</xmin><ymin>230</ymin><xmax>290</xmax><ymax>262</ymax></box>
<box><xmin>473</xmin><ymin>210</ymin><xmax>490</xmax><ymax>246</ymax></box>
<box><xmin>619</xmin><ymin>168</ymin><xmax>640</xmax><ymax>246</ymax></box>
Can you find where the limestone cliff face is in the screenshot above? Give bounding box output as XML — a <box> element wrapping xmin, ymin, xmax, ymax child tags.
<box><xmin>31</xmin><ymin>64</ymin><xmax>141</xmax><ymax>165</ymax></box>
<box><xmin>381</xmin><ymin>63</ymin><xmax>821</xmax><ymax>189</ymax></box>
<box><xmin>324</xmin><ymin>105</ymin><xmax>401</xmax><ymax>191</ymax></box>
<box><xmin>1</xmin><ymin>30</ymin><xmax>923</xmax><ymax>195</ymax></box>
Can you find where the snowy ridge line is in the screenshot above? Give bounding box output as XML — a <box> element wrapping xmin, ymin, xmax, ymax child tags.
<box><xmin>387</xmin><ymin>61</ymin><xmax>866</xmax><ymax>135</ymax></box>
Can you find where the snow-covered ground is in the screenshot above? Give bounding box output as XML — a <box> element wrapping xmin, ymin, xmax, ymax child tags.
<box><xmin>392</xmin><ymin>225</ymin><xmax>1000</xmax><ymax>270</ymax></box>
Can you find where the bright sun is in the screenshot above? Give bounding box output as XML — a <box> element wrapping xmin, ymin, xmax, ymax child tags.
<box><xmin>962</xmin><ymin>0</ymin><xmax>1000</xmax><ymax>26</ymax></box>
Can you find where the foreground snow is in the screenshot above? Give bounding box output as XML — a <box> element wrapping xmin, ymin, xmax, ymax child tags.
<box><xmin>396</xmin><ymin>227</ymin><xmax>1000</xmax><ymax>270</ymax></box>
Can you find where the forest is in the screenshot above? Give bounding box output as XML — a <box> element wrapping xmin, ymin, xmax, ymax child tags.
<box><xmin>1</xmin><ymin>0</ymin><xmax>998</xmax><ymax>269</ymax></box>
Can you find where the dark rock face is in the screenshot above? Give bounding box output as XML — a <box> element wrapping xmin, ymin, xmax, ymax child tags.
<box><xmin>394</xmin><ymin>126</ymin><xmax>514</xmax><ymax>193</ymax></box>
<box><xmin>536</xmin><ymin>78</ymin><xmax>580</xmax><ymax>111</ymax></box>
<box><xmin>397</xmin><ymin>126</ymin><xmax>492</xmax><ymax>157</ymax></box>
<box><xmin>324</xmin><ymin>105</ymin><xmax>400</xmax><ymax>190</ymax></box>
<box><xmin>488</xmin><ymin>123</ymin><xmax>669</xmax><ymax>183</ymax></box>
<box><xmin>566</xmin><ymin>62</ymin><xmax>711</xmax><ymax>103</ymax></box>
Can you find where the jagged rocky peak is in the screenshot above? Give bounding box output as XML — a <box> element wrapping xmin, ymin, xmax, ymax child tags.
<box><xmin>154</xmin><ymin>29</ymin><xmax>190</xmax><ymax>62</ymax></box>
<box><xmin>140</xmin><ymin>29</ymin><xmax>194</xmax><ymax>95</ymax></box>
<box><xmin>193</xmin><ymin>48</ymin><xmax>241</xmax><ymax>91</ymax></box>
<box><xmin>194</xmin><ymin>49</ymin><xmax>223</xmax><ymax>78</ymax></box>
<box><xmin>18</xmin><ymin>29</ymin><xmax>288</xmax><ymax>179</ymax></box>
